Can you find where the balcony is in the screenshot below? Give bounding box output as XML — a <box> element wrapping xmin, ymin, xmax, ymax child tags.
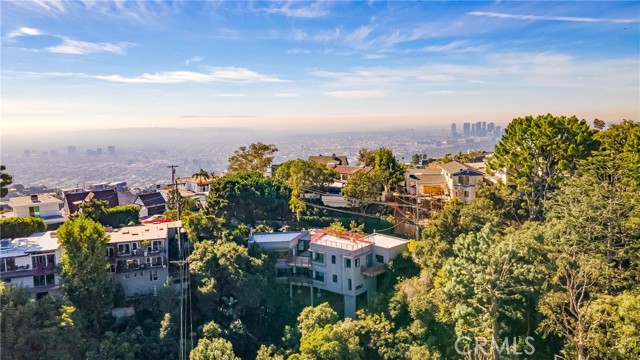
<box><xmin>361</xmin><ymin>264</ymin><xmax>387</xmax><ymax>277</ymax></box>
<box><xmin>287</xmin><ymin>256</ymin><xmax>311</xmax><ymax>268</ymax></box>
<box><xmin>113</xmin><ymin>248</ymin><xmax>166</xmax><ymax>258</ymax></box>
<box><xmin>0</xmin><ymin>263</ymin><xmax>57</xmax><ymax>280</ymax></box>
<box><xmin>276</xmin><ymin>275</ymin><xmax>313</xmax><ymax>285</ymax></box>
<box><xmin>115</xmin><ymin>257</ymin><xmax>167</xmax><ymax>273</ymax></box>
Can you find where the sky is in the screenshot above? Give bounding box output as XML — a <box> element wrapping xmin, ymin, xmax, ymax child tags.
<box><xmin>1</xmin><ymin>0</ymin><xmax>639</xmax><ymax>137</ymax></box>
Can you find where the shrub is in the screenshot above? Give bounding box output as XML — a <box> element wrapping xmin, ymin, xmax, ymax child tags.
<box><xmin>0</xmin><ymin>217</ymin><xmax>46</xmax><ymax>238</ymax></box>
<box><xmin>99</xmin><ymin>205</ymin><xmax>139</xmax><ymax>227</ymax></box>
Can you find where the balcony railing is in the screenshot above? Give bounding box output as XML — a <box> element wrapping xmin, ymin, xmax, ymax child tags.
<box><xmin>276</xmin><ymin>275</ymin><xmax>313</xmax><ymax>285</ymax></box>
<box><xmin>115</xmin><ymin>257</ymin><xmax>167</xmax><ymax>273</ymax></box>
<box><xmin>113</xmin><ymin>249</ymin><xmax>166</xmax><ymax>258</ymax></box>
<box><xmin>0</xmin><ymin>264</ymin><xmax>57</xmax><ymax>280</ymax></box>
<box><xmin>286</xmin><ymin>256</ymin><xmax>311</xmax><ymax>268</ymax></box>
<box><xmin>361</xmin><ymin>264</ymin><xmax>387</xmax><ymax>277</ymax></box>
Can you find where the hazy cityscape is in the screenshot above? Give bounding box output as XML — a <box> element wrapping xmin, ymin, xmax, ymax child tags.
<box><xmin>2</xmin><ymin>122</ymin><xmax>505</xmax><ymax>191</ymax></box>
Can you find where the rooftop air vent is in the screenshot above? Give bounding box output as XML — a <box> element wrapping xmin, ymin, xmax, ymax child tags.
<box><xmin>0</xmin><ymin>239</ymin><xmax>13</xmax><ymax>249</ymax></box>
<box><xmin>30</xmin><ymin>194</ymin><xmax>39</xmax><ymax>202</ymax></box>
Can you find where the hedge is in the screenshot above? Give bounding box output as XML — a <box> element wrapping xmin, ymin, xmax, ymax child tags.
<box><xmin>0</xmin><ymin>217</ymin><xmax>47</xmax><ymax>239</ymax></box>
<box><xmin>99</xmin><ymin>205</ymin><xmax>140</xmax><ymax>227</ymax></box>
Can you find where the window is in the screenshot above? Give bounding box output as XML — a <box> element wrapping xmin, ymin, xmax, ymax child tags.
<box><xmin>152</xmin><ymin>240</ymin><xmax>163</xmax><ymax>251</ymax></box>
<box><xmin>348</xmin><ymin>279</ymin><xmax>352</xmax><ymax>291</ymax></box>
<box><xmin>107</xmin><ymin>247</ymin><xmax>114</xmax><ymax>257</ymax></box>
<box><xmin>125</xmin><ymin>273</ymin><xmax>130</xmax><ymax>279</ymax></box>
<box><xmin>29</xmin><ymin>206</ymin><xmax>40</xmax><ymax>218</ymax></box>
<box><xmin>356</xmin><ymin>284</ymin><xmax>363</xmax><ymax>290</ymax></box>
<box><xmin>33</xmin><ymin>275</ymin><xmax>45</xmax><ymax>287</ymax></box>
<box><xmin>331</xmin><ymin>255</ymin><xmax>336</xmax><ymax>264</ymax></box>
<box><xmin>32</xmin><ymin>255</ymin><xmax>46</xmax><ymax>269</ymax></box>
<box><xmin>313</xmin><ymin>271</ymin><xmax>325</xmax><ymax>283</ymax></box>
<box><xmin>344</xmin><ymin>258</ymin><xmax>352</xmax><ymax>268</ymax></box>
<box><xmin>355</xmin><ymin>258</ymin><xmax>360</xmax><ymax>268</ymax></box>
<box><xmin>375</xmin><ymin>255</ymin><xmax>384</xmax><ymax>263</ymax></box>
<box><xmin>312</xmin><ymin>251</ymin><xmax>325</xmax><ymax>264</ymax></box>
<box><xmin>131</xmin><ymin>242</ymin><xmax>139</xmax><ymax>251</ymax></box>
<box><xmin>150</xmin><ymin>270</ymin><xmax>158</xmax><ymax>281</ymax></box>
<box><xmin>464</xmin><ymin>191</ymin><xmax>469</xmax><ymax>198</ymax></box>
<box><xmin>110</xmin><ymin>264</ymin><xmax>116</xmax><ymax>273</ymax></box>
<box><xmin>118</xmin><ymin>243</ymin><xmax>131</xmax><ymax>255</ymax></box>
<box><xmin>332</xmin><ymin>274</ymin><xmax>338</xmax><ymax>283</ymax></box>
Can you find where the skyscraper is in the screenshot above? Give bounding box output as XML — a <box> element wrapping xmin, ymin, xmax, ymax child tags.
<box><xmin>107</xmin><ymin>146</ymin><xmax>116</xmax><ymax>156</ymax></box>
<box><xmin>471</xmin><ymin>123</ymin><xmax>476</xmax><ymax>134</ymax></box>
<box><xmin>475</xmin><ymin>121</ymin><xmax>482</xmax><ymax>136</ymax></box>
<box><xmin>450</xmin><ymin>123</ymin><xmax>457</xmax><ymax>137</ymax></box>
<box><xmin>463</xmin><ymin>123</ymin><xmax>471</xmax><ymax>136</ymax></box>
<box><xmin>487</xmin><ymin>122</ymin><xmax>495</xmax><ymax>133</ymax></box>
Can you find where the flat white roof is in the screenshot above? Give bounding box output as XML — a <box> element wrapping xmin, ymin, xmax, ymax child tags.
<box><xmin>312</xmin><ymin>233</ymin><xmax>371</xmax><ymax>251</ymax></box>
<box><xmin>0</xmin><ymin>231</ymin><xmax>60</xmax><ymax>258</ymax></box>
<box><xmin>364</xmin><ymin>233</ymin><xmax>409</xmax><ymax>249</ymax></box>
<box><xmin>8</xmin><ymin>193</ymin><xmax>62</xmax><ymax>207</ymax></box>
<box><xmin>250</xmin><ymin>232</ymin><xmax>305</xmax><ymax>244</ymax></box>
<box><xmin>107</xmin><ymin>224</ymin><xmax>168</xmax><ymax>244</ymax></box>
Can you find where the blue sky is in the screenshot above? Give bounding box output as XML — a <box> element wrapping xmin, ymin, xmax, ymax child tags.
<box><xmin>1</xmin><ymin>1</ymin><xmax>639</xmax><ymax>135</ymax></box>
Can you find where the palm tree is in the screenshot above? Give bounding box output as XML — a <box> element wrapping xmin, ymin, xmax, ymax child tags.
<box><xmin>192</xmin><ymin>169</ymin><xmax>211</xmax><ymax>183</ymax></box>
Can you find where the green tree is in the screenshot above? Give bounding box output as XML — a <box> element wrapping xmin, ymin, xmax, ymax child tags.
<box><xmin>357</xmin><ymin>148</ymin><xmax>377</xmax><ymax>166</ymax></box>
<box><xmin>0</xmin><ymin>164</ymin><xmax>12</xmax><ymax>198</ymax></box>
<box><xmin>342</xmin><ymin>170</ymin><xmax>384</xmax><ymax>213</ymax></box>
<box><xmin>205</xmin><ymin>171</ymin><xmax>290</xmax><ymax>225</ymax></box>
<box><xmin>182</xmin><ymin>212</ymin><xmax>225</xmax><ymax>242</ymax></box>
<box><xmin>190</xmin><ymin>337</ymin><xmax>239</xmax><ymax>360</ymax></box>
<box><xmin>443</xmin><ymin>225</ymin><xmax>545</xmax><ymax>360</ymax></box>
<box><xmin>227</xmin><ymin>142</ymin><xmax>278</xmax><ymax>173</ymax></box>
<box><xmin>595</xmin><ymin>119</ymin><xmax>640</xmax><ymax>165</ymax></box>
<box><xmin>296</xmin><ymin>303</ymin><xmax>339</xmax><ymax>336</ymax></box>
<box><xmin>57</xmin><ymin>216</ymin><xmax>112</xmax><ymax>328</ymax></box>
<box><xmin>374</xmin><ymin>148</ymin><xmax>403</xmax><ymax>192</ymax></box>
<box><xmin>0</xmin><ymin>217</ymin><xmax>46</xmax><ymax>238</ymax></box>
<box><xmin>0</xmin><ymin>283</ymin><xmax>87</xmax><ymax>360</ymax></box>
<box><xmin>274</xmin><ymin>159</ymin><xmax>338</xmax><ymax>219</ymax></box>
<box><xmin>166</xmin><ymin>188</ymin><xmax>198</xmax><ymax>215</ymax></box>
<box><xmin>488</xmin><ymin>114</ymin><xmax>598</xmax><ymax>219</ymax></box>
<box><xmin>297</xmin><ymin>320</ymin><xmax>363</xmax><ymax>360</ymax></box>
<box><xmin>78</xmin><ymin>199</ymin><xmax>109</xmax><ymax>222</ymax></box>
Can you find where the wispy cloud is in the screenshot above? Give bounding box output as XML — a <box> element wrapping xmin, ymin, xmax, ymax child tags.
<box><xmin>46</xmin><ymin>38</ymin><xmax>131</xmax><ymax>55</ymax></box>
<box><xmin>274</xmin><ymin>93</ymin><xmax>298</xmax><ymax>98</ymax></box>
<box><xmin>216</xmin><ymin>93</ymin><xmax>246</xmax><ymax>97</ymax></box>
<box><xmin>7</xmin><ymin>27</ymin><xmax>44</xmax><ymax>39</ymax></box>
<box><xmin>94</xmin><ymin>67</ymin><xmax>286</xmax><ymax>84</ymax></box>
<box><xmin>32</xmin><ymin>0</ymin><xmax>65</xmax><ymax>12</ymax></box>
<box><xmin>185</xmin><ymin>56</ymin><xmax>204</xmax><ymax>65</ymax></box>
<box><xmin>263</xmin><ymin>1</ymin><xmax>329</xmax><ymax>18</ymax></box>
<box><xmin>468</xmin><ymin>11</ymin><xmax>639</xmax><ymax>24</ymax></box>
<box><xmin>326</xmin><ymin>90</ymin><xmax>385</xmax><ymax>99</ymax></box>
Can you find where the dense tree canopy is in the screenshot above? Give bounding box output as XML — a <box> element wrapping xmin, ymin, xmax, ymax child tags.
<box><xmin>488</xmin><ymin>114</ymin><xmax>598</xmax><ymax>219</ymax></box>
<box><xmin>57</xmin><ymin>216</ymin><xmax>112</xmax><ymax>327</ymax></box>
<box><xmin>205</xmin><ymin>171</ymin><xmax>290</xmax><ymax>225</ymax></box>
<box><xmin>374</xmin><ymin>148</ymin><xmax>404</xmax><ymax>192</ymax></box>
<box><xmin>0</xmin><ymin>216</ymin><xmax>46</xmax><ymax>238</ymax></box>
<box><xmin>227</xmin><ymin>142</ymin><xmax>278</xmax><ymax>173</ymax></box>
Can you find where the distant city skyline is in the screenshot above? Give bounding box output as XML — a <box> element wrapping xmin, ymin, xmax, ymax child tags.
<box><xmin>1</xmin><ymin>1</ymin><xmax>639</xmax><ymax>138</ymax></box>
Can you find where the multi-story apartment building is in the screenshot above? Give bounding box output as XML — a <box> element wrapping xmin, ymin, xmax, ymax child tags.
<box><xmin>106</xmin><ymin>224</ymin><xmax>170</xmax><ymax>297</ymax></box>
<box><xmin>250</xmin><ymin>229</ymin><xmax>409</xmax><ymax>318</ymax></box>
<box><xmin>0</xmin><ymin>231</ymin><xmax>62</xmax><ymax>296</ymax></box>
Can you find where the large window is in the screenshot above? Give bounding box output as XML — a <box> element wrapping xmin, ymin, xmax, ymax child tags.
<box><xmin>344</xmin><ymin>258</ymin><xmax>352</xmax><ymax>268</ymax></box>
<box><xmin>332</xmin><ymin>274</ymin><xmax>338</xmax><ymax>283</ymax></box>
<box><xmin>355</xmin><ymin>257</ymin><xmax>360</xmax><ymax>268</ymax></box>
<box><xmin>107</xmin><ymin>247</ymin><xmax>114</xmax><ymax>257</ymax></box>
<box><xmin>32</xmin><ymin>255</ymin><xmax>46</xmax><ymax>269</ymax></box>
<box><xmin>375</xmin><ymin>254</ymin><xmax>384</xmax><ymax>263</ymax></box>
<box><xmin>152</xmin><ymin>240</ymin><xmax>163</xmax><ymax>251</ymax></box>
<box><xmin>313</xmin><ymin>271</ymin><xmax>325</xmax><ymax>283</ymax></box>
<box><xmin>331</xmin><ymin>255</ymin><xmax>336</xmax><ymax>264</ymax></box>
